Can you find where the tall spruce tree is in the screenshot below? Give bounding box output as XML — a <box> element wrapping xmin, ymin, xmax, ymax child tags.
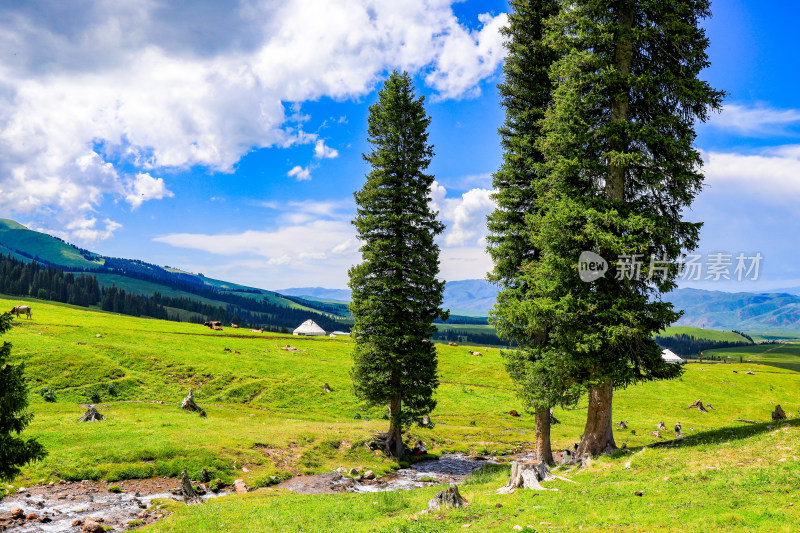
<box><xmin>1</xmin><ymin>312</ymin><xmax>47</xmax><ymax>481</ymax></box>
<box><xmin>487</xmin><ymin>0</ymin><xmax>580</xmax><ymax>465</ymax></box>
<box><xmin>348</xmin><ymin>71</ymin><xmax>446</xmax><ymax>459</ymax></box>
<box><xmin>528</xmin><ymin>0</ymin><xmax>724</xmax><ymax>458</ymax></box>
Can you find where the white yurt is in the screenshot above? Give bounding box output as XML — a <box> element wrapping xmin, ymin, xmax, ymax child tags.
<box><xmin>661</xmin><ymin>348</ymin><xmax>684</xmax><ymax>364</ymax></box>
<box><xmin>293</xmin><ymin>319</ymin><xmax>326</xmax><ymax>336</ymax></box>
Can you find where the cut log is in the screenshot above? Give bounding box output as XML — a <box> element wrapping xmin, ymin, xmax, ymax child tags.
<box><xmin>78</xmin><ymin>406</ymin><xmax>105</xmax><ymax>422</ymax></box>
<box><xmin>772</xmin><ymin>405</ymin><xmax>787</xmax><ymax>421</ymax></box>
<box><xmin>180</xmin><ymin>390</ymin><xmax>207</xmax><ymax>417</ymax></box>
<box><xmin>427</xmin><ymin>484</ymin><xmax>467</xmax><ymax>511</ymax></box>
<box><xmin>497</xmin><ymin>461</ymin><xmax>558</xmax><ymax>493</ymax></box>
<box><xmin>686</xmin><ymin>399</ymin><xmax>708</xmax><ymax>412</ymax></box>
<box><xmin>180</xmin><ymin>470</ymin><xmax>202</xmax><ymax>505</ymax></box>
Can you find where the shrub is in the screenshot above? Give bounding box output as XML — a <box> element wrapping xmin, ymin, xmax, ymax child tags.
<box><xmin>39</xmin><ymin>387</ymin><xmax>57</xmax><ymax>402</ymax></box>
<box><xmin>108</xmin><ymin>485</ymin><xmax>124</xmax><ymax>493</ymax></box>
<box><xmin>88</xmin><ymin>391</ymin><xmax>102</xmax><ymax>403</ymax></box>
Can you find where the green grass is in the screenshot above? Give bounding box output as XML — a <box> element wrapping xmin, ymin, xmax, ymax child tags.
<box><xmin>659</xmin><ymin>326</ymin><xmax>752</xmax><ymax>343</ymax></box>
<box><xmin>0</xmin><ymin>219</ymin><xmax>103</xmax><ymax>270</ymax></box>
<box><xmin>3</xmin><ymin>296</ymin><xmax>800</xmax><ymax>530</ymax></box>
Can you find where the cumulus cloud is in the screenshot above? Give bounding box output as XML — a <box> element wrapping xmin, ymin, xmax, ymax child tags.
<box><xmin>125</xmin><ymin>172</ymin><xmax>174</xmax><ymax>210</ymax></box>
<box><xmin>314</xmin><ymin>139</ymin><xmax>338</xmax><ymax>159</ymax></box>
<box><xmin>429</xmin><ymin>180</ymin><xmax>496</xmax><ymax>247</ymax></box>
<box><xmin>703</xmin><ymin>146</ymin><xmax>800</xmax><ymax>199</ymax></box>
<box><xmin>287</xmin><ymin>165</ymin><xmax>312</xmax><ymax>181</ymax></box>
<box><xmin>0</xmin><ymin>0</ymin><xmax>507</xmax><ymax>225</ymax></box>
<box><xmin>710</xmin><ymin>104</ymin><xmax>800</xmax><ymax>136</ymax></box>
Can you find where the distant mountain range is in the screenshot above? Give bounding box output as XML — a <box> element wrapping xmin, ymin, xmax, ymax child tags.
<box><xmin>283</xmin><ymin>281</ymin><xmax>800</xmax><ymax>331</ymax></box>
<box><xmin>4</xmin><ymin>218</ymin><xmax>800</xmax><ymax>332</ymax></box>
<box><xmin>280</xmin><ymin>279</ymin><xmax>500</xmax><ymax>317</ymax></box>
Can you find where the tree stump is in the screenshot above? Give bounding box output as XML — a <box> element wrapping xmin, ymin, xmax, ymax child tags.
<box><xmin>180</xmin><ymin>390</ymin><xmax>207</xmax><ymax>417</ymax></box>
<box><xmin>772</xmin><ymin>405</ymin><xmax>787</xmax><ymax>421</ymax></box>
<box><xmin>78</xmin><ymin>406</ymin><xmax>105</xmax><ymax>422</ymax></box>
<box><xmin>686</xmin><ymin>399</ymin><xmax>708</xmax><ymax>412</ymax></box>
<box><xmin>497</xmin><ymin>461</ymin><xmax>554</xmax><ymax>493</ymax></box>
<box><xmin>427</xmin><ymin>484</ymin><xmax>467</xmax><ymax>511</ymax></box>
<box><xmin>180</xmin><ymin>470</ymin><xmax>202</xmax><ymax>505</ymax></box>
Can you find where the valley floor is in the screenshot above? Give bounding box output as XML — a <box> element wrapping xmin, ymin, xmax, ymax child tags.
<box><xmin>2</xmin><ymin>297</ymin><xmax>799</xmax><ymax>531</ymax></box>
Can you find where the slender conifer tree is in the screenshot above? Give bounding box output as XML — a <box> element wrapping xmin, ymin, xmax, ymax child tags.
<box><xmin>349</xmin><ymin>71</ymin><xmax>446</xmax><ymax>458</ymax></box>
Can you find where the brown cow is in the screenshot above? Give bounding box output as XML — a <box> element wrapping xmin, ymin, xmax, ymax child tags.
<box><xmin>10</xmin><ymin>305</ymin><xmax>31</xmax><ymax>319</ymax></box>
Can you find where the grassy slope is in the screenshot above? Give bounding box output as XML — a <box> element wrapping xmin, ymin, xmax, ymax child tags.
<box><xmin>659</xmin><ymin>326</ymin><xmax>751</xmax><ymax>343</ymax></box>
<box><xmin>4</xmin><ymin>297</ymin><xmax>800</xmax><ymax>530</ymax></box>
<box><xmin>0</xmin><ymin>218</ymin><xmax>102</xmax><ymax>270</ymax></box>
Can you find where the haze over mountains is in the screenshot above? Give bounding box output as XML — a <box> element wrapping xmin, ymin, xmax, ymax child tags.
<box><xmin>4</xmin><ymin>218</ymin><xmax>800</xmax><ymax>331</ymax></box>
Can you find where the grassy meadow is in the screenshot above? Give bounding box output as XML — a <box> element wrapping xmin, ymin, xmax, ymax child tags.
<box><xmin>3</xmin><ymin>296</ymin><xmax>800</xmax><ymax>530</ymax></box>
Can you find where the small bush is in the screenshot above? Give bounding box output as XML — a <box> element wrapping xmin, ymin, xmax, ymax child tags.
<box><xmin>88</xmin><ymin>391</ymin><xmax>102</xmax><ymax>403</ymax></box>
<box><xmin>353</xmin><ymin>413</ymin><xmax>362</xmax><ymax>420</ymax></box>
<box><xmin>108</xmin><ymin>485</ymin><xmax>124</xmax><ymax>493</ymax></box>
<box><xmin>39</xmin><ymin>387</ymin><xmax>57</xmax><ymax>402</ymax></box>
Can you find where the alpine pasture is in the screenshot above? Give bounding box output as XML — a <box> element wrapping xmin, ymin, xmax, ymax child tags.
<box><xmin>4</xmin><ymin>297</ymin><xmax>800</xmax><ymax>531</ymax></box>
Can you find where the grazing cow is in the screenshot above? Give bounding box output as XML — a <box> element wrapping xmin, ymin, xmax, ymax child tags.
<box><xmin>10</xmin><ymin>305</ymin><xmax>31</xmax><ymax>319</ymax></box>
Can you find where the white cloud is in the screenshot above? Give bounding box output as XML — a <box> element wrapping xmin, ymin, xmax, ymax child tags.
<box><xmin>426</xmin><ymin>13</ymin><xmax>509</xmax><ymax>99</ymax></box>
<box><xmin>703</xmin><ymin>147</ymin><xmax>800</xmax><ymax>199</ymax></box>
<box><xmin>32</xmin><ymin>217</ymin><xmax>122</xmax><ymax>243</ymax></box>
<box><xmin>287</xmin><ymin>165</ymin><xmax>311</xmax><ymax>181</ymax></box>
<box><xmin>125</xmin><ymin>172</ymin><xmax>174</xmax><ymax>210</ymax></box>
<box><xmin>429</xmin><ymin>181</ymin><xmax>496</xmax><ymax>247</ymax></box>
<box><xmin>711</xmin><ymin>104</ymin><xmax>800</xmax><ymax>136</ymax></box>
<box><xmin>314</xmin><ymin>139</ymin><xmax>338</xmax><ymax>159</ymax></box>
<box><xmin>0</xmin><ymin>1</ymin><xmax>507</xmax><ymax>223</ymax></box>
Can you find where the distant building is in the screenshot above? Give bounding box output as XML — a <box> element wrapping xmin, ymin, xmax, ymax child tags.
<box><xmin>293</xmin><ymin>319</ymin><xmax>326</xmax><ymax>336</ymax></box>
<box><xmin>661</xmin><ymin>348</ymin><xmax>684</xmax><ymax>364</ymax></box>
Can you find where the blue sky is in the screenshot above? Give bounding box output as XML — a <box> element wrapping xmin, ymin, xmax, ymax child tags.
<box><xmin>1</xmin><ymin>0</ymin><xmax>799</xmax><ymax>292</ymax></box>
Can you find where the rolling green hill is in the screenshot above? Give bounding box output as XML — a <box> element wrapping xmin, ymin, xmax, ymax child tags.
<box><xmin>5</xmin><ymin>299</ymin><xmax>800</xmax><ymax>531</ymax></box>
<box><xmin>0</xmin><ymin>219</ymin><xmax>344</xmax><ymax>328</ymax></box>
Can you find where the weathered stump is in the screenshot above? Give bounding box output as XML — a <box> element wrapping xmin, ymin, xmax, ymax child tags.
<box><xmin>773</xmin><ymin>405</ymin><xmax>787</xmax><ymax>420</ymax></box>
<box><xmin>180</xmin><ymin>390</ymin><xmax>207</xmax><ymax>417</ymax></box>
<box><xmin>78</xmin><ymin>406</ymin><xmax>105</xmax><ymax>422</ymax></box>
<box><xmin>686</xmin><ymin>399</ymin><xmax>708</xmax><ymax>412</ymax></box>
<box><xmin>427</xmin><ymin>484</ymin><xmax>467</xmax><ymax>511</ymax></box>
<box><xmin>180</xmin><ymin>470</ymin><xmax>202</xmax><ymax>505</ymax></box>
<box><xmin>497</xmin><ymin>461</ymin><xmax>553</xmax><ymax>493</ymax></box>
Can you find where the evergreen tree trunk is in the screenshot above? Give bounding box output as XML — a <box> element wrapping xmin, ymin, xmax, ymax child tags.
<box><xmin>576</xmin><ymin>380</ymin><xmax>616</xmax><ymax>458</ymax></box>
<box><xmin>534</xmin><ymin>407</ymin><xmax>554</xmax><ymax>465</ymax></box>
<box><xmin>388</xmin><ymin>393</ymin><xmax>404</xmax><ymax>459</ymax></box>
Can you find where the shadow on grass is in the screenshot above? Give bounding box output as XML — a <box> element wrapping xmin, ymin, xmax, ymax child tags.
<box><xmin>619</xmin><ymin>418</ymin><xmax>799</xmax><ymax>456</ymax></box>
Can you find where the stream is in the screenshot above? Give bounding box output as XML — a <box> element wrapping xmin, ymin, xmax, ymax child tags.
<box><xmin>0</xmin><ymin>454</ymin><xmax>500</xmax><ymax>531</ymax></box>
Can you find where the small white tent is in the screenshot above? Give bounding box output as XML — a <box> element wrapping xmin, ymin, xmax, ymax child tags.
<box><xmin>293</xmin><ymin>319</ymin><xmax>326</xmax><ymax>336</ymax></box>
<box><xmin>661</xmin><ymin>348</ymin><xmax>683</xmax><ymax>364</ymax></box>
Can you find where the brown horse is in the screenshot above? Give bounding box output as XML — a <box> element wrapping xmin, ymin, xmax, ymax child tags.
<box><xmin>10</xmin><ymin>305</ymin><xmax>32</xmax><ymax>319</ymax></box>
